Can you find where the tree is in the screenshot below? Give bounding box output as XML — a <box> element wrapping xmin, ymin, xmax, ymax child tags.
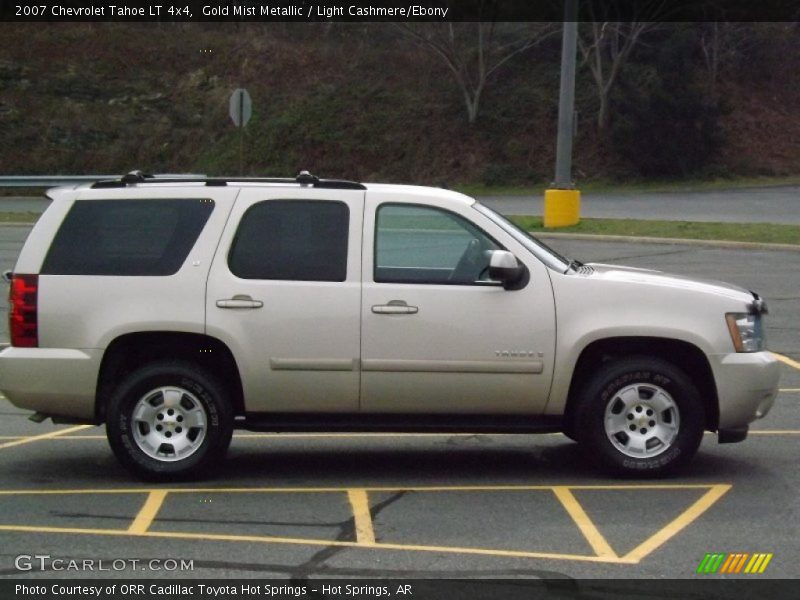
<box><xmin>698</xmin><ymin>23</ymin><xmax>753</xmax><ymax>97</ymax></box>
<box><xmin>610</xmin><ymin>27</ymin><xmax>724</xmax><ymax>177</ymax></box>
<box><xmin>578</xmin><ymin>20</ymin><xmax>657</xmax><ymax>133</ymax></box>
<box><xmin>396</xmin><ymin>22</ymin><xmax>555</xmax><ymax>124</ymax></box>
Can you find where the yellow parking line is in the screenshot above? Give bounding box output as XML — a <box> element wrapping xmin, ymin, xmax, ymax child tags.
<box><xmin>0</xmin><ymin>523</ymin><xmax>631</xmax><ymax>564</ymax></box>
<box><xmin>0</xmin><ymin>483</ymin><xmax>732</xmax><ymax>565</ymax></box>
<box><xmin>347</xmin><ymin>489</ymin><xmax>376</xmax><ymax>545</ymax></box>
<box><xmin>128</xmin><ymin>490</ymin><xmax>168</xmax><ymax>535</ymax></box>
<box><xmin>779</xmin><ymin>388</ymin><xmax>800</xmax><ymax>392</ymax></box>
<box><xmin>773</xmin><ymin>352</ymin><xmax>800</xmax><ymax>370</ymax></box>
<box><xmin>0</xmin><ymin>425</ymin><xmax>92</xmax><ymax>450</ymax></box>
<box><xmin>749</xmin><ymin>430</ymin><xmax>800</xmax><ymax>435</ymax></box>
<box><xmin>552</xmin><ymin>486</ymin><xmax>617</xmax><ymax>559</ymax></box>
<box><xmin>19</xmin><ymin>435</ymin><xmax>104</xmax><ymax>440</ymax></box>
<box><xmin>622</xmin><ymin>484</ymin><xmax>731</xmax><ymax>563</ymax></box>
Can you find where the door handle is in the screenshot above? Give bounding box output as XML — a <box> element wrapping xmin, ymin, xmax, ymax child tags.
<box><xmin>216</xmin><ymin>295</ymin><xmax>263</xmax><ymax>309</ymax></box>
<box><xmin>372</xmin><ymin>300</ymin><xmax>418</xmax><ymax>315</ymax></box>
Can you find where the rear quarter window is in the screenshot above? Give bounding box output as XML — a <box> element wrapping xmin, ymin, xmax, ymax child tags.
<box><xmin>41</xmin><ymin>199</ymin><xmax>214</xmax><ymax>276</ymax></box>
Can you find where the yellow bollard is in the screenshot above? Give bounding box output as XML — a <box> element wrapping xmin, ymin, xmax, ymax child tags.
<box><xmin>543</xmin><ymin>188</ymin><xmax>581</xmax><ymax>228</ymax></box>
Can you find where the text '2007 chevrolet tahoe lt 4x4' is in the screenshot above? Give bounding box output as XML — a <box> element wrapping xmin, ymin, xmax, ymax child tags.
<box><xmin>0</xmin><ymin>171</ymin><xmax>780</xmax><ymax>480</ymax></box>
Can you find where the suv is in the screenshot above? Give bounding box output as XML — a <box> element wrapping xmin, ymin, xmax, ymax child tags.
<box><xmin>0</xmin><ymin>171</ymin><xmax>780</xmax><ymax>480</ymax></box>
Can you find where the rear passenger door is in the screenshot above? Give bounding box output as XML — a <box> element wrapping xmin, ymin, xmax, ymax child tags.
<box><xmin>206</xmin><ymin>188</ymin><xmax>364</xmax><ymax>413</ymax></box>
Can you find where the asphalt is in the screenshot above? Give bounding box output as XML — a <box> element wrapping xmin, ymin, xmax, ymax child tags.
<box><xmin>0</xmin><ymin>233</ymin><xmax>798</xmax><ymax>581</ymax></box>
<box><xmin>3</xmin><ymin>185</ymin><xmax>800</xmax><ymax>223</ymax></box>
<box><xmin>479</xmin><ymin>186</ymin><xmax>800</xmax><ymax>224</ymax></box>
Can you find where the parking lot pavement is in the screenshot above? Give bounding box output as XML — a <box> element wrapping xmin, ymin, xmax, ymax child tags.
<box><xmin>0</xmin><ymin>376</ymin><xmax>798</xmax><ymax>580</ymax></box>
<box><xmin>0</xmin><ymin>235</ymin><xmax>798</xmax><ymax>580</ymax></box>
<box><xmin>480</xmin><ymin>186</ymin><xmax>800</xmax><ymax>224</ymax></box>
<box><xmin>548</xmin><ymin>238</ymin><xmax>800</xmax><ymax>360</ymax></box>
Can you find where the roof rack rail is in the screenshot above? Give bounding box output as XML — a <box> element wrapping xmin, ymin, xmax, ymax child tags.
<box><xmin>91</xmin><ymin>170</ymin><xmax>366</xmax><ymax>190</ymax></box>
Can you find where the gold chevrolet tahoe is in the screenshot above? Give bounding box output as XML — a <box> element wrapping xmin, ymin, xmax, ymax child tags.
<box><xmin>0</xmin><ymin>171</ymin><xmax>781</xmax><ymax>480</ymax></box>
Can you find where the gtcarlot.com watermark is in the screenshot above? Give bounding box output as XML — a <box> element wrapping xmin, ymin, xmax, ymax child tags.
<box><xmin>14</xmin><ymin>554</ymin><xmax>194</xmax><ymax>572</ymax></box>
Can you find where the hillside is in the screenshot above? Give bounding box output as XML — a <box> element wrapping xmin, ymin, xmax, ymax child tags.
<box><xmin>1</xmin><ymin>22</ymin><xmax>799</xmax><ymax>186</ymax></box>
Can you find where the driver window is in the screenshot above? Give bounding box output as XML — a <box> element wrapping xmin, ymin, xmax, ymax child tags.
<box><xmin>374</xmin><ymin>204</ymin><xmax>501</xmax><ymax>285</ymax></box>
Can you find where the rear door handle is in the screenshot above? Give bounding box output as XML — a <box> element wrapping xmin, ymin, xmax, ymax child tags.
<box><xmin>372</xmin><ymin>300</ymin><xmax>418</xmax><ymax>315</ymax></box>
<box><xmin>216</xmin><ymin>295</ymin><xmax>263</xmax><ymax>309</ymax></box>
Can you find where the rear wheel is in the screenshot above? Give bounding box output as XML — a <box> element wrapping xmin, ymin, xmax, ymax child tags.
<box><xmin>106</xmin><ymin>361</ymin><xmax>233</xmax><ymax>481</ymax></box>
<box><xmin>577</xmin><ymin>356</ymin><xmax>705</xmax><ymax>476</ymax></box>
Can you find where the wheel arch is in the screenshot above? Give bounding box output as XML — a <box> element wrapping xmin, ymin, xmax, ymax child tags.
<box><xmin>563</xmin><ymin>336</ymin><xmax>719</xmax><ymax>438</ymax></box>
<box><xmin>95</xmin><ymin>331</ymin><xmax>244</xmax><ymax>423</ymax></box>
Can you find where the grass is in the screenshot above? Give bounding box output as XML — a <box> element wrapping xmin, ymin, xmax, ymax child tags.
<box><xmin>508</xmin><ymin>216</ymin><xmax>800</xmax><ymax>246</ymax></box>
<box><xmin>455</xmin><ymin>175</ymin><xmax>800</xmax><ymax>198</ymax></box>
<box><xmin>0</xmin><ymin>212</ymin><xmax>39</xmax><ymax>223</ymax></box>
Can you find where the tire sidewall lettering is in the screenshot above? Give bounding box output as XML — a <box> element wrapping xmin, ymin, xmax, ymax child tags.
<box><xmin>580</xmin><ymin>357</ymin><xmax>704</xmax><ymax>476</ymax></box>
<box><xmin>106</xmin><ymin>363</ymin><xmax>233</xmax><ymax>480</ymax></box>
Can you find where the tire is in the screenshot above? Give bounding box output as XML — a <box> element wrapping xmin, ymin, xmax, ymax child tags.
<box><xmin>576</xmin><ymin>356</ymin><xmax>705</xmax><ymax>477</ymax></box>
<box><xmin>106</xmin><ymin>361</ymin><xmax>233</xmax><ymax>481</ymax></box>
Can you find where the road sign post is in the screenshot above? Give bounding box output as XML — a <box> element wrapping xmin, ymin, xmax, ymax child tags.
<box><xmin>229</xmin><ymin>88</ymin><xmax>252</xmax><ymax>175</ymax></box>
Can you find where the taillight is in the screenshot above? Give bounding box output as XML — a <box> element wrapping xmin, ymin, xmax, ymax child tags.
<box><xmin>9</xmin><ymin>274</ymin><xmax>38</xmax><ymax>347</ymax></box>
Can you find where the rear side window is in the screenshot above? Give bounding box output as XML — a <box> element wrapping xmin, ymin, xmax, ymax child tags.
<box><xmin>41</xmin><ymin>199</ymin><xmax>214</xmax><ymax>276</ymax></box>
<box><xmin>228</xmin><ymin>200</ymin><xmax>349</xmax><ymax>281</ymax></box>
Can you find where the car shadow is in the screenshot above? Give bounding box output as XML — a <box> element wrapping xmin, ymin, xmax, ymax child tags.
<box><xmin>1</xmin><ymin>434</ymin><xmax>765</xmax><ymax>487</ymax></box>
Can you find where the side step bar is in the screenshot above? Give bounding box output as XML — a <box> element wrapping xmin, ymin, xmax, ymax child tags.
<box><xmin>239</xmin><ymin>413</ymin><xmax>564</xmax><ymax>434</ymax></box>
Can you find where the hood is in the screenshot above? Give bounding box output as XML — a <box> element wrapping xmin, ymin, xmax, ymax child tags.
<box><xmin>583</xmin><ymin>263</ymin><xmax>754</xmax><ymax>304</ymax></box>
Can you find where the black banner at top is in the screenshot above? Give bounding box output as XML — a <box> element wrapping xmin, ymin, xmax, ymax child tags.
<box><xmin>2</xmin><ymin>0</ymin><xmax>800</xmax><ymax>22</ymax></box>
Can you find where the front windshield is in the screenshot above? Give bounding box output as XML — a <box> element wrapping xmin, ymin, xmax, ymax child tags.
<box><xmin>473</xmin><ymin>202</ymin><xmax>572</xmax><ymax>272</ymax></box>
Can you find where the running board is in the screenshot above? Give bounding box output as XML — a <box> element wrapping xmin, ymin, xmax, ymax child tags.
<box><xmin>239</xmin><ymin>413</ymin><xmax>563</xmax><ymax>434</ymax></box>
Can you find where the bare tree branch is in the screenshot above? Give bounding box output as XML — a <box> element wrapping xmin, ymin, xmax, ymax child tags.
<box><xmin>396</xmin><ymin>22</ymin><xmax>556</xmax><ymax>124</ymax></box>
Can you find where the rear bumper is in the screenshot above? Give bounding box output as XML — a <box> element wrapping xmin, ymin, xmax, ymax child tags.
<box><xmin>710</xmin><ymin>351</ymin><xmax>780</xmax><ymax>430</ymax></box>
<box><xmin>0</xmin><ymin>346</ymin><xmax>101</xmax><ymax>421</ymax></box>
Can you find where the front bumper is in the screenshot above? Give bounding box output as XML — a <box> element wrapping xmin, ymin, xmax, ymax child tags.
<box><xmin>709</xmin><ymin>350</ymin><xmax>780</xmax><ymax>430</ymax></box>
<box><xmin>0</xmin><ymin>346</ymin><xmax>101</xmax><ymax>422</ymax></box>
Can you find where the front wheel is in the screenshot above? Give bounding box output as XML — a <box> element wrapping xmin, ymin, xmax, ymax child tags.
<box><xmin>106</xmin><ymin>361</ymin><xmax>233</xmax><ymax>481</ymax></box>
<box><xmin>577</xmin><ymin>357</ymin><xmax>705</xmax><ymax>476</ymax></box>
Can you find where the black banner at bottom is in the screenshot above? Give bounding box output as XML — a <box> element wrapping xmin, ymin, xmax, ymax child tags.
<box><xmin>3</xmin><ymin>579</ymin><xmax>797</xmax><ymax>600</ymax></box>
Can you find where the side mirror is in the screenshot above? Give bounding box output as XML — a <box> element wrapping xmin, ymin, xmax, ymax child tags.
<box><xmin>487</xmin><ymin>250</ymin><xmax>528</xmax><ymax>291</ymax></box>
<box><xmin>2</xmin><ymin>270</ymin><xmax>11</xmax><ymax>284</ymax></box>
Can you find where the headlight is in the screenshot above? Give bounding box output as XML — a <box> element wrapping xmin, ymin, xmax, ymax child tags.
<box><xmin>725</xmin><ymin>313</ymin><xmax>765</xmax><ymax>352</ymax></box>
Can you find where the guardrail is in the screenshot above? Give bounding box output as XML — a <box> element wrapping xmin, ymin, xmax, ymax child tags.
<box><xmin>0</xmin><ymin>175</ymin><xmax>206</xmax><ymax>187</ymax></box>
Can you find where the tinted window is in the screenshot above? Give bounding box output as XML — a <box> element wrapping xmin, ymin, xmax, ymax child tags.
<box><xmin>228</xmin><ymin>200</ymin><xmax>349</xmax><ymax>281</ymax></box>
<box><xmin>42</xmin><ymin>199</ymin><xmax>214</xmax><ymax>276</ymax></box>
<box><xmin>375</xmin><ymin>204</ymin><xmax>500</xmax><ymax>285</ymax></box>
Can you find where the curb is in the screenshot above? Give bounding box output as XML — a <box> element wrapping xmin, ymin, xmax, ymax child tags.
<box><xmin>533</xmin><ymin>232</ymin><xmax>800</xmax><ymax>252</ymax></box>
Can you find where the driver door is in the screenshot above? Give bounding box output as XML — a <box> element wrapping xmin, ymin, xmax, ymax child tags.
<box><xmin>360</xmin><ymin>194</ymin><xmax>556</xmax><ymax>414</ymax></box>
